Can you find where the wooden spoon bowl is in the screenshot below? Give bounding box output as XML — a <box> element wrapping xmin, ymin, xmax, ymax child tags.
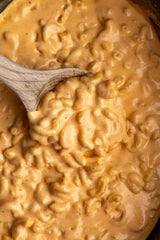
<box><xmin>0</xmin><ymin>55</ymin><xmax>91</xmax><ymax>111</ymax></box>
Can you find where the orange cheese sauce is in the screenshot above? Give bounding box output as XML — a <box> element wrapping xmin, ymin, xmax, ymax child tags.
<box><xmin>0</xmin><ymin>0</ymin><xmax>159</xmax><ymax>240</ymax></box>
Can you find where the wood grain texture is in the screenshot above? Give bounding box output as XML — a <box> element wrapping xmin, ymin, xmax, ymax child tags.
<box><xmin>0</xmin><ymin>55</ymin><xmax>91</xmax><ymax>111</ymax></box>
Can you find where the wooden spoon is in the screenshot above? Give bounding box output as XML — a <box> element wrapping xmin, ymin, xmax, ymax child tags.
<box><xmin>0</xmin><ymin>0</ymin><xmax>12</xmax><ymax>14</ymax></box>
<box><xmin>0</xmin><ymin>55</ymin><xmax>91</xmax><ymax>112</ymax></box>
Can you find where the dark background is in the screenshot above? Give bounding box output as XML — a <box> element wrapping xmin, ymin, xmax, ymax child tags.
<box><xmin>147</xmin><ymin>219</ymin><xmax>160</xmax><ymax>240</ymax></box>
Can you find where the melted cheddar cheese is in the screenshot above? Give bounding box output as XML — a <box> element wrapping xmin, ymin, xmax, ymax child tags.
<box><xmin>0</xmin><ymin>0</ymin><xmax>159</xmax><ymax>240</ymax></box>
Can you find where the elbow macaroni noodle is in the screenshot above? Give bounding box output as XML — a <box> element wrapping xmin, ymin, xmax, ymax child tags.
<box><xmin>0</xmin><ymin>0</ymin><xmax>160</xmax><ymax>239</ymax></box>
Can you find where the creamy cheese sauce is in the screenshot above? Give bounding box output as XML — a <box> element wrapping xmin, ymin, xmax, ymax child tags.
<box><xmin>0</xmin><ymin>0</ymin><xmax>160</xmax><ymax>240</ymax></box>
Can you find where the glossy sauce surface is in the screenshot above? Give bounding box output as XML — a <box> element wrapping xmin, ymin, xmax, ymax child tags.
<box><xmin>0</xmin><ymin>0</ymin><xmax>160</xmax><ymax>240</ymax></box>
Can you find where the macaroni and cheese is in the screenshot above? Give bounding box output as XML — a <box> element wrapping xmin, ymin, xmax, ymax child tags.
<box><xmin>0</xmin><ymin>0</ymin><xmax>159</xmax><ymax>240</ymax></box>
